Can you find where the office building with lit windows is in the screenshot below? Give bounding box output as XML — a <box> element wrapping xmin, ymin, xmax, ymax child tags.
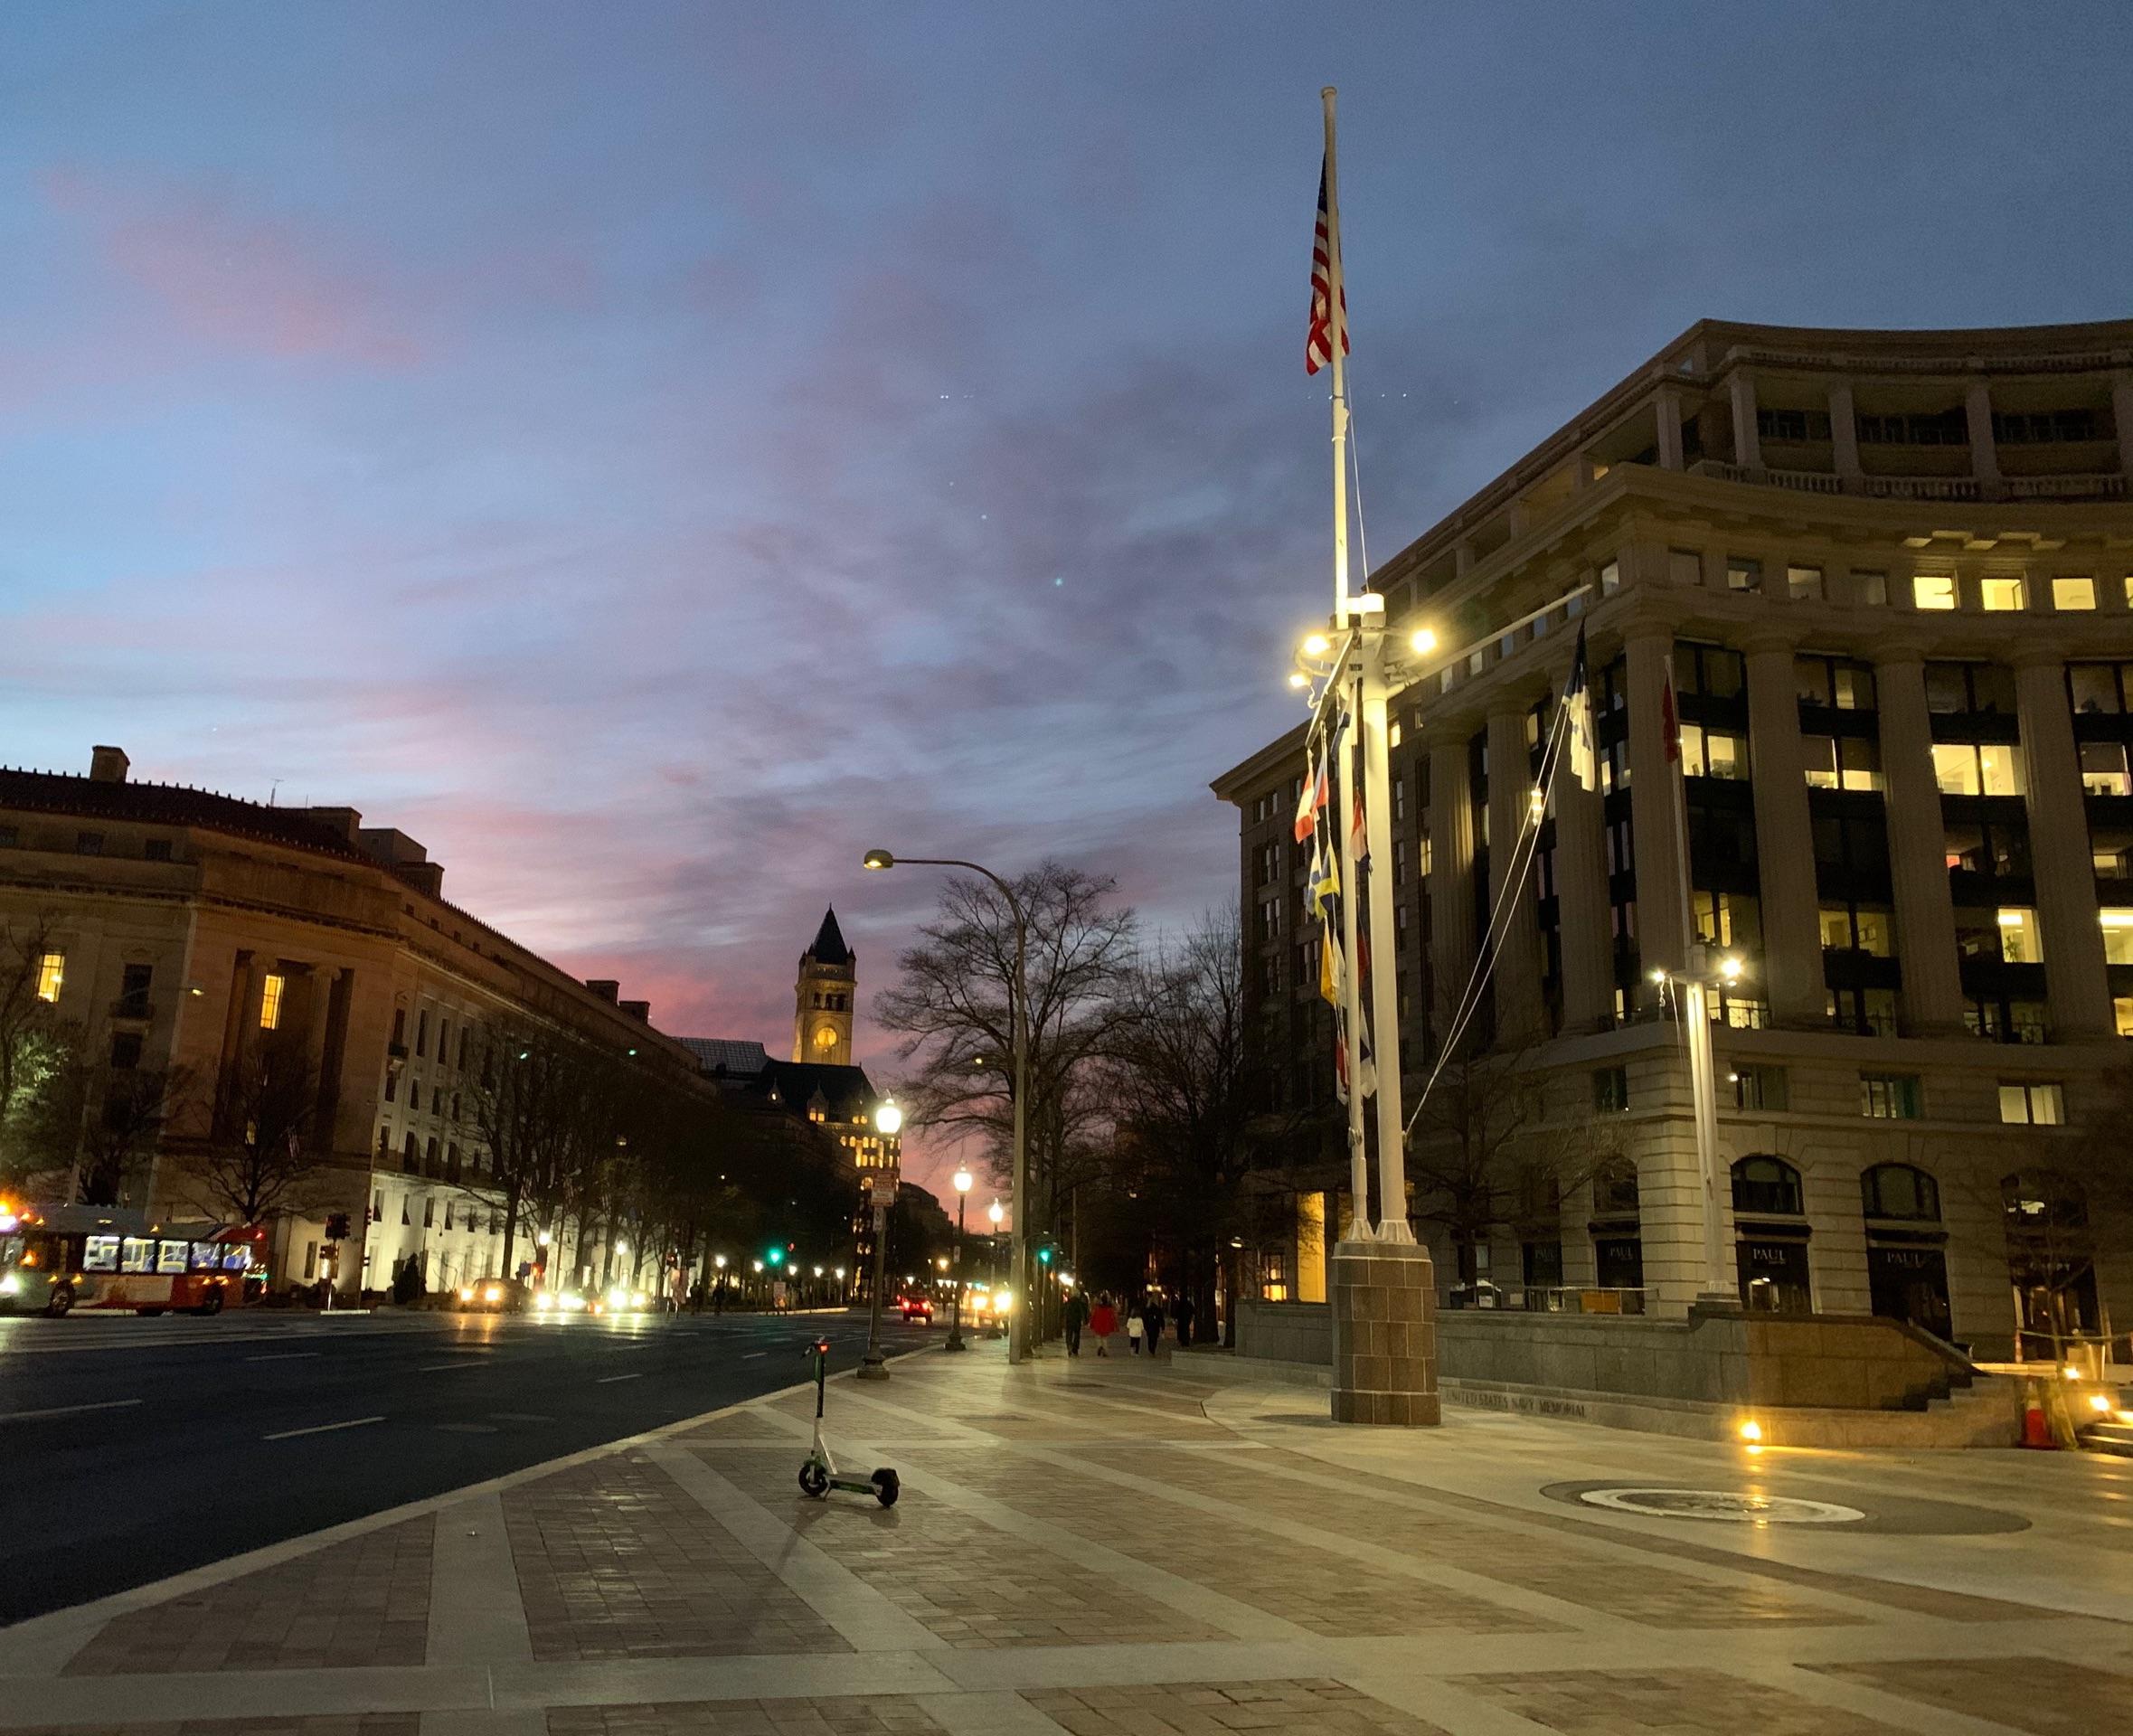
<box><xmin>0</xmin><ymin>745</ymin><xmax>703</xmax><ymax>1297</ymax></box>
<box><xmin>1214</xmin><ymin>319</ymin><xmax>2133</xmax><ymax>1356</ymax></box>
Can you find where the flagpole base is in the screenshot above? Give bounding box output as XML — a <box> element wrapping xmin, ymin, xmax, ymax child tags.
<box><xmin>1330</xmin><ymin>1239</ymin><xmax>1439</xmax><ymax>1428</ymax></box>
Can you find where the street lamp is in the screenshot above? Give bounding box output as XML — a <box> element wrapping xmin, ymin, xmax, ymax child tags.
<box><xmin>986</xmin><ymin>1196</ymin><xmax>1005</xmax><ymax>1338</ymax></box>
<box><xmin>945</xmin><ymin>1165</ymin><xmax>974</xmax><ymax>1352</ymax></box>
<box><xmin>858</xmin><ymin>1094</ymin><xmax>902</xmax><ymax>1380</ymax></box>
<box><xmin>865</xmin><ymin>847</ymin><xmax>1032</xmax><ymax>1363</ymax></box>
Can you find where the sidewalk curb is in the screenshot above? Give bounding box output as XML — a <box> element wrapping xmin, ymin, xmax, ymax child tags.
<box><xmin>0</xmin><ymin>1349</ymin><xmax>919</xmax><ymax>1678</ymax></box>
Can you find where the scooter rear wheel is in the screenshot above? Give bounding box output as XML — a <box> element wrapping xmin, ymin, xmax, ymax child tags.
<box><xmin>871</xmin><ymin>1468</ymin><xmax>900</xmax><ymax>1508</ymax></box>
<box><xmin>798</xmin><ymin>1462</ymin><xmax>830</xmax><ymax>1498</ymax></box>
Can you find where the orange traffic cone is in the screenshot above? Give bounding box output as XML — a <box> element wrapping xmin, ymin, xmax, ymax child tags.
<box><xmin>2021</xmin><ymin>1384</ymin><xmax>2056</xmax><ymax>1449</ymax></box>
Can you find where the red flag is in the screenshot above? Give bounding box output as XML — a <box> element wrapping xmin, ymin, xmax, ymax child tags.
<box><xmin>1306</xmin><ymin>162</ymin><xmax>1349</xmax><ymax>375</ymax></box>
<box><xmin>1661</xmin><ymin>675</ymin><xmax>1681</xmax><ymax>763</ymax></box>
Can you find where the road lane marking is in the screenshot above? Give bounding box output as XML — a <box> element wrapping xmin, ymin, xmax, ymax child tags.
<box><xmin>419</xmin><ymin>1361</ymin><xmax>486</xmax><ymax>1373</ymax></box>
<box><xmin>0</xmin><ymin>1397</ymin><xmax>143</xmax><ymax>1423</ymax></box>
<box><xmin>263</xmin><ymin>1416</ymin><xmax>383</xmax><ymax>1441</ymax></box>
<box><xmin>595</xmin><ymin>1373</ymin><xmax>642</xmax><ymax>1383</ymax></box>
<box><xmin>245</xmin><ymin>1351</ymin><xmax>322</xmax><ymax>1362</ymax></box>
<box><xmin>742</xmin><ymin>1351</ymin><xmax>769</xmax><ymax>1359</ymax></box>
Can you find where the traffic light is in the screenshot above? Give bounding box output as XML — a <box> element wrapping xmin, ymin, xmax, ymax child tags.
<box><xmin>765</xmin><ymin>1247</ymin><xmax>785</xmax><ymax>1268</ymax></box>
<box><xmin>323</xmin><ymin>1212</ymin><xmax>351</xmax><ymax>1242</ymax></box>
<box><xmin>1036</xmin><ymin>1243</ymin><xmax>1054</xmax><ymax>1266</ymax></box>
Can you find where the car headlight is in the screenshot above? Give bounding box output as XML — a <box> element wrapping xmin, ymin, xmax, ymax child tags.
<box><xmin>484</xmin><ymin>1285</ymin><xmax>502</xmax><ymax>1303</ymax></box>
<box><xmin>534</xmin><ymin>1292</ymin><xmax>554</xmax><ymax>1311</ymax></box>
<box><xmin>630</xmin><ymin>1293</ymin><xmax>647</xmax><ymax>1309</ymax></box>
<box><xmin>458</xmin><ymin>1287</ymin><xmax>476</xmax><ymax>1303</ymax></box>
<box><xmin>0</xmin><ymin>1273</ymin><xmax>20</xmax><ymax>1296</ymax></box>
<box><xmin>606</xmin><ymin>1288</ymin><xmax>628</xmax><ymax>1311</ymax></box>
<box><xmin>561</xmin><ymin>1292</ymin><xmax>586</xmax><ymax>1312</ymax></box>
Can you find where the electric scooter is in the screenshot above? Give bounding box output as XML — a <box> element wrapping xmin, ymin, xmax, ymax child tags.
<box><xmin>797</xmin><ymin>1336</ymin><xmax>899</xmax><ymax>1507</ymax></box>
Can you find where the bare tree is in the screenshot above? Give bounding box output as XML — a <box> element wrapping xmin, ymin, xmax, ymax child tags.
<box><xmin>875</xmin><ymin>861</ymin><xmax>1138</xmax><ymax>1236</ymax></box>
<box><xmin>461</xmin><ymin>1022</ymin><xmax>602</xmax><ymax>1281</ymax></box>
<box><xmin>0</xmin><ymin>918</ymin><xmax>69</xmax><ymax>1193</ymax></box>
<box><xmin>184</xmin><ymin>1036</ymin><xmax>327</xmax><ymax>1225</ymax></box>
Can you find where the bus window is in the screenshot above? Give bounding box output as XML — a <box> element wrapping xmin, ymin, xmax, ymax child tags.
<box><xmin>85</xmin><ymin>1236</ymin><xmax>119</xmax><ymax>1272</ymax></box>
<box><xmin>221</xmin><ymin>1246</ymin><xmax>252</xmax><ymax>1272</ymax></box>
<box><xmin>156</xmin><ymin>1240</ymin><xmax>189</xmax><ymax>1275</ymax></box>
<box><xmin>120</xmin><ymin>1238</ymin><xmax>155</xmax><ymax>1273</ymax></box>
<box><xmin>188</xmin><ymin>1241</ymin><xmax>221</xmax><ymax>1272</ymax></box>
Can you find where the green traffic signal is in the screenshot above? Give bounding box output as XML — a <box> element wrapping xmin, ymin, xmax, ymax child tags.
<box><xmin>766</xmin><ymin>1248</ymin><xmax>784</xmax><ymax>1267</ymax></box>
<box><xmin>1036</xmin><ymin>1245</ymin><xmax>1054</xmax><ymax>1264</ymax></box>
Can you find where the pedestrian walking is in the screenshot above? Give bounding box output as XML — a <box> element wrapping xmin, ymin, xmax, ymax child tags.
<box><xmin>1174</xmin><ymin>1292</ymin><xmax>1195</xmax><ymax>1349</ymax></box>
<box><xmin>1063</xmin><ymin>1286</ymin><xmax>1090</xmax><ymax>1356</ymax></box>
<box><xmin>1127</xmin><ymin>1301</ymin><xmax>1145</xmax><ymax>1355</ymax></box>
<box><xmin>1141</xmin><ymin>1297</ymin><xmax>1166</xmax><ymax>1359</ymax></box>
<box><xmin>1090</xmin><ymin>1293</ymin><xmax>1117</xmax><ymax>1356</ymax></box>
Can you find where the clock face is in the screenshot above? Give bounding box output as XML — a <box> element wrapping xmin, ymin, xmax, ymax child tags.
<box><xmin>813</xmin><ymin>1024</ymin><xmax>838</xmax><ymax>1052</ymax></box>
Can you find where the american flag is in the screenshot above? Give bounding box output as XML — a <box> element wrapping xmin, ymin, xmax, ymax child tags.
<box><xmin>1306</xmin><ymin>160</ymin><xmax>1348</xmax><ymax>375</ymax></box>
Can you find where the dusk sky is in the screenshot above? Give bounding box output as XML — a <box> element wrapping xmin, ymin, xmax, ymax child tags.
<box><xmin>5</xmin><ymin>4</ymin><xmax>2131</xmax><ymax>1192</ymax></box>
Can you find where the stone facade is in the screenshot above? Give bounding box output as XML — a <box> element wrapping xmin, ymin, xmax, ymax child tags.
<box><xmin>1214</xmin><ymin>317</ymin><xmax>2133</xmax><ymax>1358</ymax></box>
<box><xmin>0</xmin><ymin>748</ymin><xmax>703</xmax><ymax>1297</ymax></box>
<box><xmin>1330</xmin><ymin>1240</ymin><xmax>1439</xmax><ymax>1425</ymax></box>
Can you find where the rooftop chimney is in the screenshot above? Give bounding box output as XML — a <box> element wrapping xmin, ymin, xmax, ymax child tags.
<box><xmin>586</xmin><ymin>979</ymin><xmax>620</xmax><ymax>1002</ymax></box>
<box><xmin>89</xmin><ymin>746</ymin><xmax>129</xmax><ymax>784</ymax></box>
<box><xmin>619</xmin><ymin>999</ymin><xmax>651</xmax><ymax>1023</ymax></box>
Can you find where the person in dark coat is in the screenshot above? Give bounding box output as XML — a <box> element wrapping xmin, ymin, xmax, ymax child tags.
<box><xmin>1062</xmin><ymin>1286</ymin><xmax>1090</xmax><ymax>1355</ymax></box>
<box><xmin>1140</xmin><ymin>1297</ymin><xmax>1166</xmax><ymax>1358</ymax></box>
<box><xmin>1173</xmin><ymin>1293</ymin><xmax>1196</xmax><ymax>1348</ymax></box>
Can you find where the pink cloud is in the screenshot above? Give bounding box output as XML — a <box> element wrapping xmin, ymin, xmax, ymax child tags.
<box><xmin>42</xmin><ymin>166</ymin><xmax>421</xmax><ymax>368</ymax></box>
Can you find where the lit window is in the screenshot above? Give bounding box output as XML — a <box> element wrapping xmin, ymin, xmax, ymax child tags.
<box><xmin>34</xmin><ymin>951</ymin><xmax>63</xmax><ymax>1004</ymax></box>
<box><xmin>1726</xmin><ymin>558</ymin><xmax>1761</xmax><ymax>593</ymax></box>
<box><xmin>1912</xmin><ymin>573</ymin><xmax>1957</xmax><ymax>610</ymax></box>
<box><xmin>260</xmin><ymin>973</ymin><xmax>287</xmax><ymax>1032</ymax></box>
<box><xmin>1996</xmin><ymin>907</ymin><xmax>2043</xmax><ymax>965</ymax></box>
<box><xmin>1787</xmin><ymin>564</ymin><xmax>1824</xmax><ymax>602</ymax></box>
<box><xmin>2081</xmin><ymin>742</ymin><xmax>2130</xmax><ymax>797</ymax></box>
<box><xmin>2100</xmin><ymin>910</ymin><xmax>2133</xmax><ymax>966</ymax></box>
<box><xmin>2116</xmin><ymin>996</ymin><xmax>2133</xmax><ymax>1037</ymax></box>
<box><xmin>1804</xmin><ymin>735</ymin><xmax>1881</xmax><ymax>791</ymax></box>
<box><xmin>1860</xmin><ymin>1073</ymin><xmax>1921</xmax><ymax>1119</ymax></box>
<box><xmin>1680</xmin><ymin>723</ymin><xmax>1743</xmax><ymax>779</ymax></box>
<box><xmin>2125</xmin><ymin>575</ymin><xmax>2133</xmax><ymax>609</ymax></box>
<box><xmin>1980</xmin><ymin>576</ymin><xmax>2027</xmax><ymax>612</ymax></box>
<box><xmin>2053</xmin><ymin>576</ymin><xmax>2097</xmax><ymax>611</ymax></box>
<box><xmin>1998</xmin><ymin>1082</ymin><xmax>2064</xmax><ymax>1126</ymax></box>
<box><xmin>1932</xmin><ymin>742</ymin><xmax>2024</xmax><ymax>797</ymax></box>
<box><xmin>1600</xmin><ymin>559</ymin><xmax>1621</xmax><ymax>597</ymax></box>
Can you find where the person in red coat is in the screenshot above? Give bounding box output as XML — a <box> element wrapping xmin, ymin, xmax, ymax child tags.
<box><xmin>1089</xmin><ymin>1294</ymin><xmax>1118</xmax><ymax>1357</ymax></box>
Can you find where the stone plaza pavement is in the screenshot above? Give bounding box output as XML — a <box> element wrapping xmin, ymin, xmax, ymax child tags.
<box><xmin>4</xmin><ymin>1337</ymin><xmax>2132</xmax><ymax>1736</ymax></box>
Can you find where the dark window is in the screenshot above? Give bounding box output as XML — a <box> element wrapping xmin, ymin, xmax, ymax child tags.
<box><xmin>1732</xmin><ymin>1156</ymin><xmax>1804</xmax><ymax>1216</ymax></box>
<box><xmin>76</xmin><ymin>832</ymin><xmax>104</xmax><ymax>856</ymax></box>
<box><xmin>1992</xmin><ymin>408</ymin><xmax>2099</xmax><ymax>445</ymax></box>
<box><xmin>1856</xmin><ymin>407</ymin><xmax>1969</xmax><ymax>446</ymax></box>
<box><xmin>1731</xmin><ymin>1063</ymin><xmax>1788</xmax><ymax>1111</ymax></box>
<box><xmin>416</xmin><ymin>1010</ymin><xmax>429</xmax><ymax>1058</ymax></box>
<box><xmin>118</xmin><ymin>964</ymin><xmax>152</xmax><ymax>1017</ymax></box>
<box><xmin>1591</xmin><ymin>1161</ymin><xmax>1639</xmax><ymax>1218</ymax></box>
<box><xmin>1758</xmin><ymin>407</ymin><xmax>1831</xmax><ymax>443</ymax></box>
<box><xmin>143</xmin><ymin>839</ymin><xmax>173</xmax><ymax>862</ymax></box>
<box><xmin>391</xmin><ymin>1008</ymin><xmax>407</xmax><ymax>1049</ymax></box>
<box><xmin>109</xmin><ymin>1032</ymin><xmax>143</xmax><ymax>1070</ymax></box>
<box><xmin>1862</xmin><ymin>1164</ymin><xmax>1940</xmax><ymax>1221</ymax></box>
<box><xmin>1592</xmin><ymin>1066</ymin><xmax>1629</xmax><ymax>1113</ymax></box>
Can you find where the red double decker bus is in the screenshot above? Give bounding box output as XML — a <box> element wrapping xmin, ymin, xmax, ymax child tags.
<box><xmin>0</xmin><ymin>1204</ymin><xmax>263</xmax><ymax>1316</ymax></box>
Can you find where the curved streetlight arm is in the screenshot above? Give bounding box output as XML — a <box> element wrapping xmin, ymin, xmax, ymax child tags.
<box><xmin>866</xmin><ymin>852</ymin><xmax>1033</xmax><ymax>1364</ymax></box>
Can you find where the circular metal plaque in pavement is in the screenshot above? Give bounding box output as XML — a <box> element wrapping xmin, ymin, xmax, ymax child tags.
<box><xmin>1575</xmin><ymin>1486</ymin><xmax>1866</xmax><ymax>1524</ymax></box>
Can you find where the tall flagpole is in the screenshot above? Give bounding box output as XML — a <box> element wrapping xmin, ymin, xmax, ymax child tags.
<box><xmin>1323</xmin><ymin>85</ymin><xmax>1370</xmax><ymax>1239</ymax></box>
<box><xmin>1667</xmin><ymin>712</ymin><xmax>1729</xmax><ymax>1298</ymax></box>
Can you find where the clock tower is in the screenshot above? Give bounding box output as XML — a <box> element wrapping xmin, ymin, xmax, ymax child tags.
<box><xmin>792</xmin><ymin>908</ymin><xmax>855</xmax><ymax>1065</ymax></box>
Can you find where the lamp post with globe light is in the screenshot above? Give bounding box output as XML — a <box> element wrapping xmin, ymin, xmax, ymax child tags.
<box><xmin>858</xmin><ymin>1095</ymin><xmax>903</xmax><ymax>1380</ymax></box>
<box><xmin>863</xmin><ymin>848</ymin><xmax>1031</xmax><ymax>1363</ymax></box>
<box><xmin>945</xmin><ymin>1166</ymin><xmax>974</xmax><ymax>1352</ymax></box>
<box><xmin>986</xmin><ymin>1197</ymin><xmax>1005</xmax><ymax>1338</ymax></box>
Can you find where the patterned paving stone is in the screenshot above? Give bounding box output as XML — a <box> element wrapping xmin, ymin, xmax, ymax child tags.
<box><xmin>62</xmin><ymin>1516</ymin><xmax>434</xmax><ymax>1676</ymax></box>
<box><xmin>1459</xmin><ymin>1668</ymin><xmax>1906</xmax><ymax>1735</ymax></box>
<box><xmin>679</xmin><ymin>1410</ymin><xmax>808</xmax><ymax>1443</ymax></box>
<box><xmin>910</xmin><ymin>1447</ymin><xmax>1550</xmax><ymax>1637</ymax></box>
<box><xmin>11</xmin><ymin>1721</ymin><xmax>418</xmax><ymax>1736</ymax></box>
<box><xmin>547</xmin><ymin>1699</ymin><xmax>947</xmax><ymax>1735</ymax></box>
<box><xmin>1021</xmin><ymin>1678</ymin><xmax>1450</xmax><ymax>1736</ymax></box>
<box><xmin>709</xmin><ymin>1448</ymin><xmax>1228</xmax><ymax>1647</ymax></box>
<box><xmin>505</xmin><ymin>1453</ymin><xmax>847</xmax><ymax>1661</ymax></box>
<box><xmin>1813</xmin><ymin>1655</ymin><xmax>2133</xmax><ymax>1733</ymax></box>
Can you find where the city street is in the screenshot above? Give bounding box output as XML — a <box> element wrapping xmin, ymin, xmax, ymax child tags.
<box><xmin>0</xmin><ymin>1304</ymin><xmax>925</xmax><ymax>1624</ymax></box>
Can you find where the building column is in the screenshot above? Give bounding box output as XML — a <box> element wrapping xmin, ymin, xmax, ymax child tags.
<box><xmin>1728</xmin><ymin>369</ymin><xmax>1761</xmax><ymax>471</ymax></box>
<box><xmin>1553</xmin><ymin>714</ymin><xmax>1615</xmax><ymax>1034</ymax></box>
<box><xmin>1827</xmin><ymin>378</ymin><xmax>1862</xmax><ymax>486</ymax></box>
<box><xmin>1966</xmin><ymin>380</ymin><xmax>2002</xmax><ymax>496</ymax></box>
<box><xmin>1874</xmin><ymin>651</ymin><xmax>1968</xmax><ymax>1033</ymax></box>
<box><xmin>2113</xmin><ymin>373</ymin><xmax>2133</xmax><ymax>485</ymax></box>
<box><xmin>1626</xmin><ymin>627</ymin><xmax>1688</xmax><ymax>1011</ymax></box>
<box><xmin>1486</xmin><ymin>703</ymin><xmax>1546</xmax><ymax>1041</ymax></box>
<box><xmin>2014</xmin><ymin>650</ymin><xmax>2114</xmax><ymax>1038</ymax></box>
<box><xmin>1655</xmin><ymin>384</ymin><xmax>1685</xmax><ymax>471</ymax></box>
<box><xmin>1741</xmin><ymin>636</ymin><xmax>1823</xmax><ymax>1026</ymax></box>
<box><xmin>1426</xmin><ymin>733</ymin><xmax>1476</xmax><ymax>1037</ymax></box>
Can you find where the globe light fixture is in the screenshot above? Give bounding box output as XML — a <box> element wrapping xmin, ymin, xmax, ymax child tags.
<box><xmin>1300</xmin><ymin>631</ymin><xmax>1331</xmax><ymax>657</ymax></box>
<box><xmin>862</xmin><ymin>848</ymin><xmax>894</xmax><ymax>870</ymax></box>
<box><xmin>987</xmin><ymin>1199</ymin><xmax>1005</xmax><ymax>1228</ymax></box>
<box><xmin>1410</xmin><ymin>627</ymin><xmax>1439</xmax><ymax>656</ymax></box>
<box><xmin>875</xmin><ymin>1096</ymin><xmax>903</xmax><ymax>1137</ymax></box>
<box><xmin>953</xmin><ymin>1167</ymin><xmax>973</xmax><ymax>1194</ymax></box>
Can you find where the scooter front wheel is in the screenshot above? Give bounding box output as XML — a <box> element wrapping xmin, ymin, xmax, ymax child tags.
<box><xmin>798</xmin><ymin>1461</ymin><xmax>830</xmax><ymax>1498</ymax></box>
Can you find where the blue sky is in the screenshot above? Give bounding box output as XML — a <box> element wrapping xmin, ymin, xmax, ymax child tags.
<box><xmin>5</xmin><ymin>3</ymin><xmax>2130</xmax><ymax>1184</ymax></box>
